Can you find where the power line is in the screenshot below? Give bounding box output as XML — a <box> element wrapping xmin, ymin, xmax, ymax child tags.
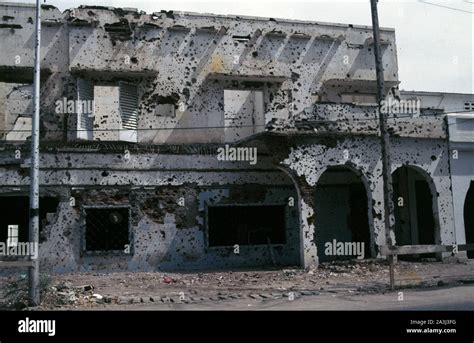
<box><xmin>418</xmin><ymin>1</ymin><xmax>474</xmax><ymax>14</ymax></box>
<box><xmin>0</xmin><ymin>109</ymin><xmax>472</xmax><ymax>134</ymax></box>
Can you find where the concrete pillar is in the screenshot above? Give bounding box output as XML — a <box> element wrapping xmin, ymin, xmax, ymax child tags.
<box><xmin>297</xmin><ymin>179</ymin><xmax>319</xmax><ymax>269</ymax></box>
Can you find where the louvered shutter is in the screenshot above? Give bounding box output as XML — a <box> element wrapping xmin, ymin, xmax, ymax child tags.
<box><xmin>77</xmin><ymin>78</ymin><xmax>94</xmax><ymax>140</ymax></box>
<box><xmin>119</xmin><ymin>81</ymin><xmax>138</xmax><ymax>142</ymax></box>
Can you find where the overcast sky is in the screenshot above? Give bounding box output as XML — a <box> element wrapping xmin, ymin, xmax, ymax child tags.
<box><xmin>5</xmin><ymin>0</ymin><xmax>473</xmax><ymax>93</ymax></box>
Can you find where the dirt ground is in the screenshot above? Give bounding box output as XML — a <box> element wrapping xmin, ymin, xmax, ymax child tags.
<box><xmin>1</xmin><ymin>259</ymin><xmax>473</xmax><ymax>310</ymax></box>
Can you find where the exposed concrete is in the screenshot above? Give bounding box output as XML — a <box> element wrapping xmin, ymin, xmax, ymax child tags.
<box><xmin>281</xmin><ymin>135</ymin><xmax>455</xmax><ymax>261</ymax></box>
<box><xmin>0</xmin><ymin>3</ymin><xmax>464</xmax><ymax>273</ymax></box>
<box><xmin>448</xmin><ymin>113</ymin><xmax>474</xmax><ymax>261</ymax></box>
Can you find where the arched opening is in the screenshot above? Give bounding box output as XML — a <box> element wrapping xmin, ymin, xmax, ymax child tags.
<box><xmin>314</xmin><ymin>166</ymin><xmax>372</xmax><ymax>262</ymax></box>
<box><xmin>464</xmin><ymin>181</ymin><xmax>474</xmax><ymax>259</ymax></box>
<box><xmin>392</xmin><ymin>166</ymin><xmax>438</xmax><ymax>258</ymax></box>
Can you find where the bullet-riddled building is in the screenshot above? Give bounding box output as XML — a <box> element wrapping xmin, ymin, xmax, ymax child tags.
<box><xmin>0</xmin><ymin>3</ymin><xmax>461</xmax><ymax>272</ymax></box>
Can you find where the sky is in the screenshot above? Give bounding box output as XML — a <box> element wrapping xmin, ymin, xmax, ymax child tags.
<box><xmin>4</xmin><ymin>0</ymin><xmax>473</xmax><ymax>93</ymax></box>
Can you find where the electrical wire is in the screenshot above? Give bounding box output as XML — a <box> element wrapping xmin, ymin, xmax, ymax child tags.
<box><xmin>418</xmin><ymin>0</ymin><xmax>474</xmax><ymax>14</ymax></box>
<box><xmin>0</xmin><ymin>109</ymin><xmax>471</xmax><ymax>133</ymax></box>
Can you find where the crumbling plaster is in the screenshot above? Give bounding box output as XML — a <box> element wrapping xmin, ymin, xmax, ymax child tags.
<box><xmin>281</xmin><ymin>135</ymin><xmax>455</xmax><ymax>265</ymax></box>
<box><xmin>0</xmin><ymin>4</ymin><xmax>458</xmax><ymax>273</ymax></box>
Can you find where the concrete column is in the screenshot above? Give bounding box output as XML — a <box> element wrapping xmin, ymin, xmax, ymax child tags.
<box><xmin>297</xmin><ymin>179</ymin><xmax>319</xmax><ymax>269</ymax></box>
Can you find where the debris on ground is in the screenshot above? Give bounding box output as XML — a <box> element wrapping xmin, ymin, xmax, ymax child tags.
<box><xmin>0</xmin><ymin>260</ymin><xmax>472</xmax><ymax>309</ymax></box>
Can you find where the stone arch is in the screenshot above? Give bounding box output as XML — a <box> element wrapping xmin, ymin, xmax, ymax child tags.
<box><xmin>392</xmin><ymin>165</ymin><xmax>441</xmax><ymax>251</ymax></box>
<box><xmin>314</xmin><ymin>164</ymin><xmax>374</xmax><ymax>262</ymax></box>
<box><xmin>276</xmin><ymin>165</ymin><xmax>318</xmax><ymax>268</ymax></box>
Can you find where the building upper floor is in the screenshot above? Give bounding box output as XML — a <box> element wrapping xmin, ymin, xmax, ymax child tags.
<box><xmin>399</xmin><ymin>91</ymin><xmax>474</xmax><ymax>144</ymax></box>
<box><xmin>400</xmin><ymin>91</ymin><xmax>474</xmax><ymax>115</ymax></box>
<box><xmin>1</xmin><ymin>3</ymin><xmax>449</xmax><ymax>146</ymax></box>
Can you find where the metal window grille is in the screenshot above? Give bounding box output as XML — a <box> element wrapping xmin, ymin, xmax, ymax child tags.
<box><xmin>84</xmin><ymin>207</ymin><xmax>130</xmax><ymax>252</ymax></box>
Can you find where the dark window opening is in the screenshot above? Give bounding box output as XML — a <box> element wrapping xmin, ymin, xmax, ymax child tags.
<box><xmin>464</xmin><ymin>182</ymin><xmax>474</xmax><ymax>259</ymax></box>
<box><xmin>232</xmin><ymin>34</ymin><xmax>251</xmax><ymax>42</ymax></box>
<box><xmin>85</xmin><ymin>207</ymin><xmax>130</xmax><ymax>252</ymax></box>
<box><xmin>464</xmin><ymin>102</ymin><xmax>474</xmax><ymax>111</ymax></box>
<box><xmin>208</xmin><ymin>205</ymin><xmax>286</xmax><ymax>247</ymax></box>
<box><xmin>0</xmin><ymin>196</ymin><xmax>59</xmax><ymax>244</ymax></box>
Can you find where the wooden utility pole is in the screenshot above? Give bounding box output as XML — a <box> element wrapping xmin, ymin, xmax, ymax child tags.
<box><xmin>29</xmin><ymin>0</ymin><xmax>41</xmax><ymax>306</ymax></box>
<box><xmin>370</xmin><ymin>0</ymin><xmax>396</xmax><ymax>290</ymax></box>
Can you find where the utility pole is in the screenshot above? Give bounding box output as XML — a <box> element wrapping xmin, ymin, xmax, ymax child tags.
<box><xmin>370</xmin><ymin>0</ymin><xmax>396</xmax><ymax>290</ymax></box>
<box><xmin>29</xmin><ymin>0</ymin><xmax>41</xmax><ymax>306</ymax></box>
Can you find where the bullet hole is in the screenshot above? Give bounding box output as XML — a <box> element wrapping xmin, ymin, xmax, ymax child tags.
<box><xmin>27</xmin><ymin>17</ymin><xmax>33</xmax><ymax>24</ymax></box>
<box><xmin>130</xmin><ymin>57</ymin><xmax>138</xmax><ymax>64</ymax></box>
<box><xmin>182</xmin><ymin>88</ymin><xmax>190</xmax><ymax>99</ymax></box>
<box><xmin>252</xmin><ymin>51</ymin><xmax>258</xmax><ymax>57</ymax></box>
<box><xmin>102</xmin><ymin>171</ymin><xmax>110</xmax><ymax>177</ymax></box>
<box><xmin>430</xmin><ymin>155</ymin><xmax>437</xmax><ymax>161</ymax></box>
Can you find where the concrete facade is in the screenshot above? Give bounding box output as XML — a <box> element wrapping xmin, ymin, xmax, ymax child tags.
<box><xmin>400</xmin><ymin>90</ymin><xmax>474</xmax><ymax>260</ymax></box>
<box><xmin>0</xmin><ymin>3</ymin><xmax>462</xmax><ymax>273</ymax></box>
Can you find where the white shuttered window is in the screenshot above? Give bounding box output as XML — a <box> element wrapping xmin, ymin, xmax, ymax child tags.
<box><xmin>119</xmin><ymin>82</ymin><xmax>138</xmax><ymax>143</ymax></box>
<box><xmin>77</xmin><ymin>78</ymin><xmax>94</xmax><ymax>140</ymax></box>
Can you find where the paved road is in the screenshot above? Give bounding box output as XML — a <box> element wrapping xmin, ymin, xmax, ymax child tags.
<box><xmin>104</xmin><ymin>284</ymin><xmax>474</xmax><ymax>310</ymax></box>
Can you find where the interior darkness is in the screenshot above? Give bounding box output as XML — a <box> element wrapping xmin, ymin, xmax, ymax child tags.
<box><xmin>0</xmin><ymin>196</ymin><xmax>59</xmax><ymax>244</ymax></box>
<box><xmin>315</xmin><ymin>168</ymin><xmax>371</xmax><ymax>262</ymax></box>
<box><xmin>349</xmin><ymin>184</ymin><xmax>371</xmax><ymax>258</ymax></box>
<box><xmin>85</xmin><ymin>208</ymin><xmax>130</xmax><ymax>251</ymax></box>
<box><xmin>207</xmin><ymin>205</ymin><xmax>286</xmax><ymax>247</ymax></box>
<box><xmin>415</xmin><ymin>180</ymin><xmax>435</xmax><ymax>245</ymax></box>
<box><xmin>392</xmin><ymin>167</ymin><xmax>436</xmax><ymax>260</ymax></box>
<box><xmin>464</xmin><ymin>182</ymin><xmax>474</xmax><ymax>259</ymax></box>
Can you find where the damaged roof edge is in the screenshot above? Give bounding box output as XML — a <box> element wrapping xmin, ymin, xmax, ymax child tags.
<box><xmin>0</xmin><ymin>2</ymin><xmax>396</xmax><ymax>32</ymax></box>
<box><xmin>165</xmin><ymin>11</ymin><xmax>396</xmax><ymax>32</ymax></box>
<box><xmin>2</xmin><ymin>2</ymin><xmax>59</xmax><ymax>11</ymax></box>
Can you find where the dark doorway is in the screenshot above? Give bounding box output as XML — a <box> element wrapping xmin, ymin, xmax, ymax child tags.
<box><xmin>349</xmin><ymin>184</ymin><xmax>371</xmax><ymax>258</ymax></box>
<box><xmin>392</xmin><ymin>167</ymin><xmax>437</xmax><ymax>259</ymax></box>
<box><xmin>315</xmin><ymin>166</ymin><xmax>371</xmax><ymax>262</ymax></box>
<box><xmin>464</xmin><ymin>182</ymin><xmax>474</xmax><ymax>259</ymax></box>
